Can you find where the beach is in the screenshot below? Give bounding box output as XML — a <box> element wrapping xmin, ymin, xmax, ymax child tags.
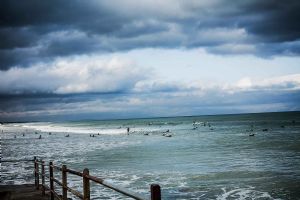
<box><xmin>1</xmin><ymin>111</ymin><xmax>300</xmax><ymax>199</ymax></box>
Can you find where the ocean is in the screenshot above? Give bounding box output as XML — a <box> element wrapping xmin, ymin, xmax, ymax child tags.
<box><xmin>1</xmin><ymin>111</ymin><xmax>300</xmax><ymax>199</ymax></box>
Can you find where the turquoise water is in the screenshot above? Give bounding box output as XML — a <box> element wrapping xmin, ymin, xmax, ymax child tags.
<box><xmin>1</xmin><ymin>112</ymin><xmax>300</xmax><ymax>199</ymax></box>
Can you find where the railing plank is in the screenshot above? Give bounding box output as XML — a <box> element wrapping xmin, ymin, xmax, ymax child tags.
<box><xmin>53</xmin><ymin>165</ymin><xmax>63</xmax><ymax>171</ymax></box>
<box><xmin>66</xmin><ymin>168</ymin><xmax>83</xmax><ymax>177</ymax></box>
<box><xmin>53</xmin><ymin>178</ymin><xmax>63</xmax><ymax>186</ymax></box>
<box><xmin>87</xmin><ymin>175</ymin><xmax>147</xmax><ymax>200</ymax></box>
<box><xmin>36</xmin><ymin>160</ymin><xmax>44</xmax><ymax>164</ymax></box>
<box><xmin>53</xmin><ymin>190</ymin><xmax>63</xmax><ymax>200</ymax></box>
<box><xmin>66</xmin><ymin>186</ymin><xmax>84</xmax><ymax>199</ymax></box>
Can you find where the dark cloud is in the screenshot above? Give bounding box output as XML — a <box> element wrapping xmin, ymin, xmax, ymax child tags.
<box><xmin>0</xmin><ymin>0</ymin><xmax>121</xmax><ymax>31</ymax></box>
<box><xmin>0</xmin><ymin>27</ymin><xmax>38</xmax><ymax>49</ymax></box>
<box><xmin>241</xmin><ymin>1</ymin><xmax>300</xmax><ymax>42</ymax></box>
<box><xmin>0</xmin><ymin>0</ymin><xmax>300</xmax><ymax>70</ymax></box>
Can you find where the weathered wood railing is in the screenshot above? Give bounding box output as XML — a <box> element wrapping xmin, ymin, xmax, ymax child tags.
<box><xmin>33</xmin><ymin>156</ymin><xmax>161</xmax><ymax>200</ymax></box>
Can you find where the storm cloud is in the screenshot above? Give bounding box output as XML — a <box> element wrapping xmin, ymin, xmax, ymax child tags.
<box><xmin>1</xmin><ymin>0</ymin><xmax>300</xmax><ymax>121</ymax></box>
<box><xmin>1</xmin><ymin>0</ymin><xmax>300</xmax><ymax>70</ymax></box>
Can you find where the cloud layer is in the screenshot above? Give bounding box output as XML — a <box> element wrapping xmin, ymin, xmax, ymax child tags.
<box><xmin>1</xmin><ymin>1</ymin><xmax>300</xmax><ymax>121</ymax></box>
<box><xmin>0</xmin><ymin>54</ymin><xmax>299</xmax><ymax>121</ymax></box>
<box><xmin>0</xmin><ymin>56</ymin><xmax>148</xmax><ymax>94</ymax></box>
<box><xmin>1</xmin><ymin>0</ymin><xmax>300</xmax><ymax>70</ymax></box>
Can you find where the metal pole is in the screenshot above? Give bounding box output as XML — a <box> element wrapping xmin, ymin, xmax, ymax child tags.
<box><xmin>83</xmin><ymin>168</ymin><xmax>90</xmax><ymax>200</ymax></box>
<box><xmin>41</xmin><ymin>161</ymin><xmax>45</xmax><ymax>195</ymax></box>
<box><xmin>151</xmin><ymin>184</ymin><xmax>161</xmax><ymax>200</ymax></box>
<box><xmin>62</xmin><ymin>165</ymin><xmax>68</xmax><ymax>200</ymax></box>
<box><xmin>49</xmin><ymin>161</ymin><xmax>54</xmax><ymax>200</ymax></box>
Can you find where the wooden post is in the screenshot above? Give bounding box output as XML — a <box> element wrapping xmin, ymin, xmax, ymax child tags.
<box><xmin>41</xmin><ymin>161</ymin><xmax>45</xmax><ymax>195</ymax></box>
<box><xmin>151</xmin><ymin>184</ymin><xmax>161</xmax><ymax>200</ymax></box>
<box><xmin>83</xmin><ymin>168</ymin><xmax>90</xmax><ymax>200</ymax></box>
<box><xmin>62</xmin><ymin>165</ymin><xmax>68</xmax><ymax>200</ymax></box>
<box><xmin>49</xmin><ymin>161</ymin><xmax>54</xmax><ymax>200</ymax></box>
<box><xmin>36</xmin><ymin>159</ymin><xmax>39</xmax><ymax>190</ymax></box>
<box><xmin>34</xmin><ymin>156</ymin><xmax>37</xmax><ymax>188</ymax></box>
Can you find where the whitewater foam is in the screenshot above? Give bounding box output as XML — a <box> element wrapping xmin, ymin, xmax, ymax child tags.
<box><xmin>216</xmin><ymin>187</ymin><xmax>281</xmax><ymax>200</ymax></box>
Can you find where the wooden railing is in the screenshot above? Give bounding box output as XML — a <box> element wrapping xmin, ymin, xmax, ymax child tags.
<box><xmin>33</xmin><ymin>156</ymin><xmax>161</xmax><ymax>200</ymax></box>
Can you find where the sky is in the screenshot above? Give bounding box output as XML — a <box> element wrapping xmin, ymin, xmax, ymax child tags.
<box><xmin>0</xmin><ymin>0</ymin><xmax>300</xmax><ymax>121</ymax></box>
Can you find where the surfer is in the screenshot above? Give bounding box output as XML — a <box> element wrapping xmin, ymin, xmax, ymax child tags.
<box><xmin>127</xmin><ymin>127</ymin><xmax>130</xmax><ymax>135</ymax></box>
<box><xmin>38</xmin><ymin>135</ymin><xmax>42</xmax><ymax>139</ymax></box>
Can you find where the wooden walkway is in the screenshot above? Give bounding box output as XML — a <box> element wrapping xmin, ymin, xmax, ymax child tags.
<box><xmin>0</xmin><ymin>184</ymin><xmax>49</xmax><ymax>200</ymax></box>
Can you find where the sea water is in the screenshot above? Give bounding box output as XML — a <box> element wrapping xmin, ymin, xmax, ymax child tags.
<box><xmin>1</xmin><ymin>112</ymin><xmax>300</xmax><ymax>199</ymax></box>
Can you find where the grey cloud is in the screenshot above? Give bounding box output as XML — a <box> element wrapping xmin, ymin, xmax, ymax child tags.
<box><xmin>113</xmin><ymin>20</ymin><xmax>169</xmax><ymax>39</ymax></box>
<box><xmin>240</xmin><ymin>1</ymin><xmax>300</xmax><ymax>42</ymax></box>
<box><xmin>0</xmin><ymin>27</ymin><xmax>38</xmax><ymax>49</ymax></box>
<box><xmin>0</xmin><ymin>56</ymin><xmax>149</xmax><ymax>95</ymax></box>
<box><xmin>1</xmin><ymin>86</ymin><xmax>299</xmax><ymax>122</ymax></box>
<box><xmin>1</xmin><ymin>0</ymin><xmax>300</xmax><ymax>70</ymax></box>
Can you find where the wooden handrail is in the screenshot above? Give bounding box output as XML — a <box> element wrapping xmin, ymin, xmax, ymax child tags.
<box><xmin>66</xmin><ymin>185</ymin><xmax>84</xmax><ymax>199</ymax></box>
<box><xmin>53</xmin><ymin>178</ymin><xmax>63</xmax><ymax>186</ymax></box>
<box><xmin>52</xmin><ymin>165</ymin><xmax>62</xmax><ymax>171</ymax></box>
<box><xmin>25</xmin><ymin>157</ymin><xmax>163</xmax><ymax>200</ymax></box>
<box><xmin>86</xmin><ymin>174</ymin><xmax>147</xmax><ymax>200</ymax></box>
<box><xmin>53</xmin><ymin>190</ymin><xmax>63</xmax><ymax>200</ymax></box>
<box><xmin>36</xmin><ymin>160</ymin><xmax>44</xmax><ymax>164</ymax></box>
<box><xmin>66</xmin><ymin>168</ymin><xmax>83</xmax><ymax>177</ymax></box>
